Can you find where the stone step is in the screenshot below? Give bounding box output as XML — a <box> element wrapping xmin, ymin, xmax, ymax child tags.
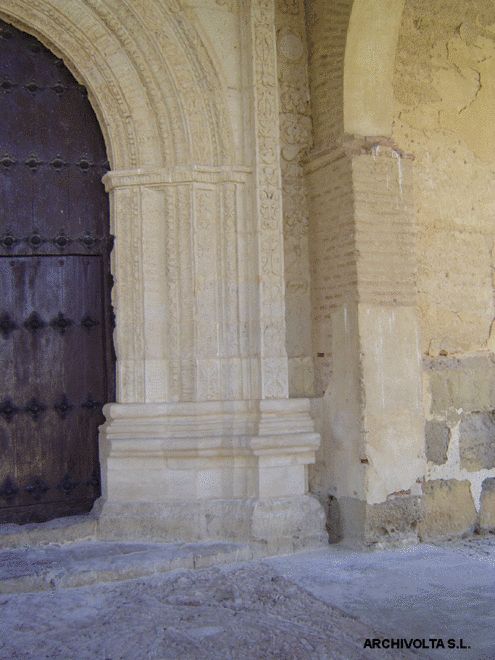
<box><xmin>0</xmin><ymin>514</ymin><xmax>97</xmax><ymax>549</ymax></box>
<box><xmin>0</xmin><ymin>541</ymin><xmax>253</xmax><ymax>594</ymax></box>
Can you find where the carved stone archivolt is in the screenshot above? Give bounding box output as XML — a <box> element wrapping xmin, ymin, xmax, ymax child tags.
<box><xmin>0</xmin><ymin>0</ymin><xmax>238</xmax><ymax>404</ymax></box>
<box><xmin>0</xmin><ymin>0</ymin><xmax>233</xmax><ymax>169</ymax></box>
<box><xmin>0</xmin><ymin>0</ymin><xmax>295</xmax><ymax>407</ymax></box>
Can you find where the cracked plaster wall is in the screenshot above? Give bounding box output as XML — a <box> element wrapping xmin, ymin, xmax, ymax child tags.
<box><xmin>393</xmin><ymin>0</ymin><xmax>495</xmax><ymax>357</ymax></box>
<box><xmin>393</xmin><ymin>0</ymin><xmax>495</xmax><ymax>535</ymax></box>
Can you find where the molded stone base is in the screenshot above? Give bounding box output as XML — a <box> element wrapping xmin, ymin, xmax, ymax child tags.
<box><xmin>96</xmin><ymin>399</ymin><xmax>326</xmax><ymax>553</ymax></box>
<box><xmin>100</xmin><ymin>399</ymin><xmax>320</xmax><ymax>501</ymax></box>
<box><xmin>97</xmin><ymin>495</ymin><xmax>326</xmax><ymax>556</ymax></box>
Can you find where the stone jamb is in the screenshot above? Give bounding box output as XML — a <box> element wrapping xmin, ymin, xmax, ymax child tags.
<box><xmin>244</xmin><ymin>0</ymin><xmax>290</xmax><ymax>400</ymax></box>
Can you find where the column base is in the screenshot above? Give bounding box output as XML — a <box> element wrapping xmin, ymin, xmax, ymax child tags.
<box><xmin>97</xmin><ymin>495</ymin><xmax>326</xmax><ymax>555</ymax></box>
<box><xmin>97</xmin><ymin>399</ymin><xmax>326</xmax><ymax>553</ymax></box>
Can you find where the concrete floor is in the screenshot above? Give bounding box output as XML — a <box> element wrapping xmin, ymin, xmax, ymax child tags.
<box><xmin>1</xmin><ymin>535</ymin><xmax>494</xmax><ymax>659</ymax></box>
<box><xmin>267</xmin><ymin>537</ymin><xmax>495</xmax><ymax>659</ymax></box>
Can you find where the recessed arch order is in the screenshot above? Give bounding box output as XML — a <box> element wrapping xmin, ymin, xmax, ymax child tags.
<box><xmin>0</xmin><ymin>0</ymin><xmax>233</xmax><ymax>169</ymax></box>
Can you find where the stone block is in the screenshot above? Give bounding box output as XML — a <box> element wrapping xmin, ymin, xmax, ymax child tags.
<box><xmin>426</xmin><ymin>355</ymin><xmax>495</xmax><ymax>417</ymax></box>
<box><xmin>419</xmin><ymin>479</ymin><xmax>477</xmax><ymax>540</ymax></box>
<box><xmin>364</xmin><ymin>496</ymin><xmax>423</xmax><ymax>545</ymax></box>
<box><xmin>97</xmin><ymin>496</ymin><xmax>327</xmax><ymax>556</ymax></box>
<box><xmin>425</xmin><ymin>420</ymin><xmax>450</xmax><ymax>464</ymax></box>
<box><xmin>0</xmin><ymin>514</ymin><xmax>96</xmax><ymax>550</ymax></box>
<box><xmin>479</xmin><ymin>478</ymin><xmax>495</xmax><ymax>532</ymax></box>
<box><xmin>459</xmin><ymin>412</ymin><xmax>495</xmax><ymax>471</ymax></box>
<box><xmin>334</xmin><ymin>495</ymin><xmax>423</xmax><ymax>545</ymax></box>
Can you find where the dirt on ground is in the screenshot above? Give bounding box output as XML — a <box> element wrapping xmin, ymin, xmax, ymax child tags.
<box><xmin>0</xmin><ymin>562</ymin><xmax>407</xmax><ymax>660</ymax></box>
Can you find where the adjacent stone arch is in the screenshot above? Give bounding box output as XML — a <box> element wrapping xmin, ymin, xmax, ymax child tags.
<box><xmin>305</xmin><ymin>0</ymin><xmax>405</xmax><ymax>145</ymax></box>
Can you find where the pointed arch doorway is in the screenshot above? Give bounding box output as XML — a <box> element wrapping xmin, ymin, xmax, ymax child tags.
<box><xmin>0</xmin><ymin>19</ymin><xmax>115</xmax><ymax>523</ymax></box>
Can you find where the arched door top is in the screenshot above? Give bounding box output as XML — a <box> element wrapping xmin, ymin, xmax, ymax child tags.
<box><xmin>0</xmin><ymin>0</ymin><xmax>233</xmax><ymax>169</ymax></box>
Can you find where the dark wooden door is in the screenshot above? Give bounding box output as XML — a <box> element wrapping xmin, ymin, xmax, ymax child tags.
<box><xmin>0</xmin><ymin>20</ymin><xmax>115</xmax><ymax>523</ymax></box>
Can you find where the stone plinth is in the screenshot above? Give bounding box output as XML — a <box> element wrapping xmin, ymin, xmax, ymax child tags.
<box><xmin>98</xmin><ymin>399</ymin><xmax>326</xmax><ymax>553</ymax></box>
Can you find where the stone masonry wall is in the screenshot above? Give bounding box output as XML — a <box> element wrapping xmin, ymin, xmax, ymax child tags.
<box><xmin>393</xmin><ymin>0</ymin><xmax>495</xmax><ymax>537</ymax></box>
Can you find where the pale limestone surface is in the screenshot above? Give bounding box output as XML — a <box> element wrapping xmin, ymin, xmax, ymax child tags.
<box><xmin>419</xmin><ymin>479</ymin><xmax>477</xmax><ymax>540</ymax></box>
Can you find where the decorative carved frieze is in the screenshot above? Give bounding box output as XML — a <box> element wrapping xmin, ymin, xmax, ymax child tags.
<box><xmin>247</xmin><ymin>0</ymin><xmax>289</xmax><ymax>399</ymax></box>
<box><xmin>276</xmin><ymin>0</ymin><xmax>314</xmax><ymax>397</ymax></box>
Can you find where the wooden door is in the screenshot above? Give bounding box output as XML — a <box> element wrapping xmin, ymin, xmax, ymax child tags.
<box><xmin>0</xmin><ymin>19</ymin><xmax>115</xmax><ymax>523</ymax></box>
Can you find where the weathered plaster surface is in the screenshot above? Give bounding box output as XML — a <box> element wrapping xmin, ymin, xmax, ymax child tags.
<box><xmin>344</xmin><ymin>0</ymin><xmax>405</xmax><ymax>136</ymax></box>
<box><xmin>393</xmin><ymin>0</ymin><xmax>495</xmax><ymax>355</ymax></box>
<box><xmin>393</xmin><ymin>1</ymin><xmax>495</xmax><ymax>538</ymax></box>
